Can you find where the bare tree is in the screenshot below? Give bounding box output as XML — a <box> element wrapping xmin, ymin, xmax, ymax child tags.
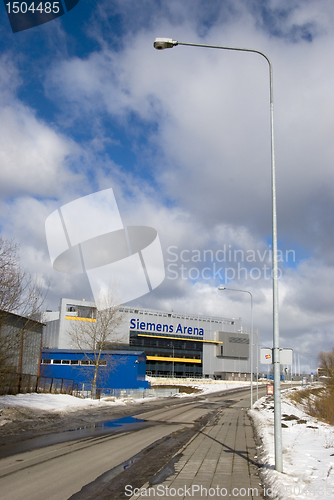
<box><xmin>0</xmin><ymin>236</ymin><xmax>47</xmax><ymax>385</ymax></box>
<box><xmin>0</xmin><ymin>236</ymin><xmax>46</xmax><ymax>319</ymax></box>
<box><xmin>318</xmin><ymin>348</ymin><xmax>334</xmax><ymax>388</ymax></box>
<box><xmin>69</xmin><ymin>290</ymin><xmax>125</xmax><ymax>398</ymax></box>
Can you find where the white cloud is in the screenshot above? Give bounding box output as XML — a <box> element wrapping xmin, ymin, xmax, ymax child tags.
<box><xmin>0</xmin><ymin>53</ymin><xmax>84</xmax><ymax>199</ymax></box>
<box><xmin>0</xmin><ymin>102</ymin><xmax>83</xmax><ymax>198</ymax></box>
<box><xmin>2</xmin><ymin>0</ymin><xmax>334</xmax><ymax>371</ymax></box>
<box><xmin>43</xmin><ymin>12</ymin><xmax>334</xmax><ymax>244</ymax></box>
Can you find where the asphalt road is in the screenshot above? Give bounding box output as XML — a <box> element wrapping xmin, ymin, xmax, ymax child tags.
<box><xmin>0</xmin><ymin>386</ymin><xmax>267</xmax><ymax>500</ymax></box>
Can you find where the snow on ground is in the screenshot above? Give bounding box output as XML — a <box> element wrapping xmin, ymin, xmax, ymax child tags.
<box><xmin>0</xmin><ymin>379</ymin><xmax>250</xmax><ymax>414</ymax></box>
<box><xmin>0</xmin><ymin>393</ymin><xmax>124</xmax><ymax>414</ymax></box>
<box><xmin>147</xmin><ymin>376</ymin><xmax>250</xmax><ymax>396</ymax></box>
<box><xmin>249</xmin><ymin>386</ymin><xmax>334</xmax><ymax>500</ymax></box>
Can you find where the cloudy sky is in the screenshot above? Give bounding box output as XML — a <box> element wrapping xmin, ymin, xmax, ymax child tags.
<box><xmin>1</xmin><ymin>0</ymin><xmax>334</xmax><ymax>372</ymax></box>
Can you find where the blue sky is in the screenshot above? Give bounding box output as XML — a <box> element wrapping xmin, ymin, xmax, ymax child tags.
<box><xmin>1</xmin><ymin>0</ymin><xmax>334</xmax><ymax>371</ymax></box>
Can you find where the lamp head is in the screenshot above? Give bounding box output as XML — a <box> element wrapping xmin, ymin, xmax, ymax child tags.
<box><xmin>218</xmin><ymin>286</ymin><xmax>226</xmax><ymax>290</ymax></box>
<box><xmin>154</xmin><ymin>38</ymin><xmax>177</xmax><ymax>50</ymax></box>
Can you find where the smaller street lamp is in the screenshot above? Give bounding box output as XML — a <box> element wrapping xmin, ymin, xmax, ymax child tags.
<box><xmin>218</xmin><ymin>286</ymin><xmax>253</xmax><ymax>408</ymax></box>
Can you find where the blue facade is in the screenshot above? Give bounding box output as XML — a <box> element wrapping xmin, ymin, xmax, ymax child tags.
<box><xmin>41</xmin><ymin>349</ymin><xmax>150</xmax><ymax>390</ymax></box>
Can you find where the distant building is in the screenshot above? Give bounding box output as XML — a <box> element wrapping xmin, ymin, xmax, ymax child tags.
<box><xmin>42</xmin><ymin>299</ymin><xmax>259</xmax><ymax>380</ymax></box>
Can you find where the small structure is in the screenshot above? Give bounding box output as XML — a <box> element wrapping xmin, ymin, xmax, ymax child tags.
<box><xmin>41</xmin><ymin>349</ymin><xmax>150</xmax><ymax>392</ymax></box>
<box><xmin>0</xmin><ymin>310</ymin><xmax>43</xmax><ymax>394</ymax></box>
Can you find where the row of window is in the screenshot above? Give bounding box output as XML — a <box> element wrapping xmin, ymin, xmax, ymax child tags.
<box><xmin>146</xmin><ymin>371</ymin><xmax>198</xmax><ymax>377</ymax></box>
<box><xmin>147</xmin><ymin>360</ymin><xmax>201</xmax><ymax>368</ymax></box>
<box><xmin>130</xmin><ymin>330</ymin><xmax>204</xmax><ymax>342</ymax></box>
<box><xmin>41</xmin><ymin>359</ymin><xmax>107</xmax><ymax>366</ymax></box>
<box><xmin>129</xmin><ymin>335</ymin><xmax>203</xmax><ymax>351</ymax></box>
<box><xmin>121</xmin><ymin>307</ymin><xmax>234</xmax><ymax>325</ymax></box>
<box><xmin>64</xmin><ymin>304</ymin><xmax>234</xmax><ymax>325</ymax></box>
<box><xmin>146</xmin><ymin>351</ymin><xmax>201</xmax><ymax>360</ymax></box>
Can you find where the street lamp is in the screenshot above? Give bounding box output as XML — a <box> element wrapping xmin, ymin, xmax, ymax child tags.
<box><xmin>218</xmin><ymin>286</ymin><xmax>253</xmax><ymax>408</ymax></box>
<box><xmin>154</xmin><ymin>37</ymin><xmax>282</xmax><ymax>472</ymax></box>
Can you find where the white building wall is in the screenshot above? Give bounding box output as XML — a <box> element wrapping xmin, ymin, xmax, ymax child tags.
<box><xmin>42</xmin><ymin>319</ymin><xmax>60</xmax><ymax>349</ymax></box>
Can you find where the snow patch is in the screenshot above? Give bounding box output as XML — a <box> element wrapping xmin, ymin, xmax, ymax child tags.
<box><xmin>249</xmin><ymin>389</ymin><xmax>334</xmax><ymax>499</ymax></box>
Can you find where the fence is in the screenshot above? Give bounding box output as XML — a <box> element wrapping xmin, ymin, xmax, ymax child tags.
<box><xmin>146</xmin><ymin>371</ymin><xmax>203</xmax><ymax>379</ymax></box>
<box><xmin>37</xmin><ymin>376</ymin><xmax>79</xmax><ymax>396</ymax></box>
<box><xmin>81</xmin><ymin>387</ymin><xmax>180</xmax><ymax>399</ymax></box>
<box><xmin>0</xmin><ymin>372</ymin><xmax>78</xmax><ymax>396</ymax></box>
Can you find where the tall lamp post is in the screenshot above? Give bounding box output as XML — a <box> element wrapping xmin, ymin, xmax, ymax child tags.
<box><xmin>218</xmin><ymin>286</ymin><xmax>253</xmax><ymax>407</ymax></box>
<box><xmin>154</xmin><ymin>38</ymin><xmax>282</xmax><ymax>472</ymax></box>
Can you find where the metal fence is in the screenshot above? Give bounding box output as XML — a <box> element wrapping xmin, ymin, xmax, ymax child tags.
<box><xmin>37</xmin><ymin>376</ymin><xmax>79</xmax><ymax>396</ymax></box>
<box><xmin>0</xmin><ymin>372</ymin><xmax>78</xmax><ymax>396</ymax></box>
<box><xmin>81</xmin><ymin>387</ymin><xmax>180</xmax><ymax>399</ymax></box>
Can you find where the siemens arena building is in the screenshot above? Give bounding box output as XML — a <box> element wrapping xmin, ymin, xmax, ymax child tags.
<box><xmin>42</xmin><ymin>298</ymin><xmax>259</xmax><ymax>380</ymax></box>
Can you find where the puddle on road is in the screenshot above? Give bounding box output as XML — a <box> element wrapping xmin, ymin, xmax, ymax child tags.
<box><xmin>68</xmin><ymin>415</ymin><xmax>144</xmax><ymax>432</ymax></box>
<box><xmin>0</xmin><ymin>416</ymin><xmax>146</xmax><ymax>459</ymax></box>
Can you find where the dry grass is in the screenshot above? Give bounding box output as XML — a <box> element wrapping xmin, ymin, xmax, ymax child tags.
<box><xmin>154</xmin><ymin>384</ymin><xmax>202</xmax><ymax>394</ymax></box>
<box><xmin>288</xmin><ymin>385</ymin><xmax>334</xmax><ymax>425</ymax></box>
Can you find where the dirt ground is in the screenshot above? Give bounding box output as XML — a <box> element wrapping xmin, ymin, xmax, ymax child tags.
<box><xmin>69</xmin><ymin>409</ymin><xmax>218</xmax><ymax>500</ymax></box>
<box><xmin>0</xmin><ymin>387</ymin><xmax>243</xmax><ymax>499</ymax></box>
<box><xmin>0</xmin><ymin>386</ymin><xmax>204</xmax><ymax>446</ymax></box>
<box><xmin>0</xmin><ymin>398</ymin><xmax>213</xmax><ymax>500</ymax></box>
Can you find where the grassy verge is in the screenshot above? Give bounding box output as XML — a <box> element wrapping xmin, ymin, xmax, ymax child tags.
<box><xmin>288</xmin><ymin>385</ymin><xmax>334</xmax><ymax>424</ymax></box>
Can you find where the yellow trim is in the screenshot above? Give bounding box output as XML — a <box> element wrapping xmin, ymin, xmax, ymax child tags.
<box><xmin>146</xmin><ymin>356</ymin><xmax>202</xmax><ymax>364</ymax></box>
<box><xmin>137</xmin><ymin>333</ymin><xmax>222</xmax><ymax>344</ymax></box>
<box><xmin>65</xmin><ymin>316</ymin><xmax>96</xmax><ymax>322</ymax></box>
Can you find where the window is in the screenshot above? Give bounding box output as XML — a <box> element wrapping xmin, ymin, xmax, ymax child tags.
<box><xmin>66</xmin><ymin>304</ymin><xmax>96</xmax><ymax>319</ymax></box>
<box><xmin>66</xmin><ymin>305</ymin><xmax>77</xmax><ymax>313</ymax></box>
